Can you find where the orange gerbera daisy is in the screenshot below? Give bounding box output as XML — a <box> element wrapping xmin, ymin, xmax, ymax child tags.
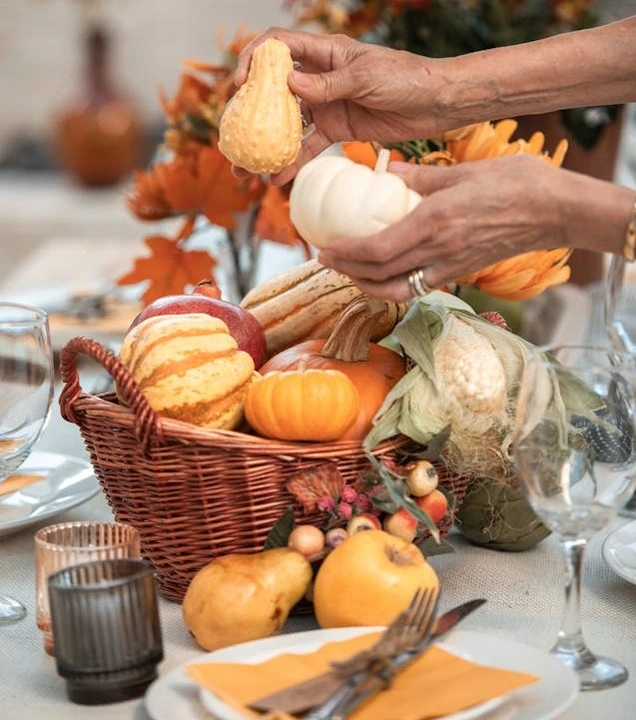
<box><xmin>437</xmin><ymin>120</ymin><xmax>572</xmax><ymax>300</ymax></box>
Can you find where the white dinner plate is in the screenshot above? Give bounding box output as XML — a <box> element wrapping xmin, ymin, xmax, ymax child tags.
<box><xmin>0</xmin><ymin>451</ymin><xmax>99</xmax><ymax>538</ymax></box>
<box><xmin>144</xmin><ymin>628</ymin><xmax>579</xmax><ymax>720</ymax></box>
<box><xmin>602</xmin><ymin>520</ymin><xmax>636</xmax><ymax>585</ymax></box>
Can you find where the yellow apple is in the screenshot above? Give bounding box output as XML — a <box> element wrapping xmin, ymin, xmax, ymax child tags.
<box><xmin>313</xmin><ymin>529</ymin><xmax>439</xmax><ymax>628</ymax></box>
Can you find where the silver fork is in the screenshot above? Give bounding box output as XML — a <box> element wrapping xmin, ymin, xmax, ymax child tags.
<box><xmin>305</xmin><ymin>587</ymin><xmax>438</xmax><ymax>720</ymax></box>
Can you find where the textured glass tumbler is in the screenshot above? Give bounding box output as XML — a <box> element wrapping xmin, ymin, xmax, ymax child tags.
<box><xmin>48</xmin><ymin>559</ymin><xmax>163</xmax><ymax>705</ymax></box>
<box><xmin>35</xmin><ymin>521</ymin><xmax>140</xmax><ymax>655</ymax></box>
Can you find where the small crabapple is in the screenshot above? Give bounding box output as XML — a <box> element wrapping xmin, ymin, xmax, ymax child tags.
<box><xmin>288</xmin><ymin>524</ymin><xmax>325</xmax><ymax>560</ymax></box>
<box><xmin>406</xmin><ymin>461</ymin><xmax>439</xmax><ymax>497</ymax></box>
<box><xmin>337</xmin><ymin>501</ymin><xmax>353</xmax><ymax>521</ymax></box>
<box><xmin>325</xmin><ymin>527</ymin><xmax>349</xmax><ymax>549</ymax></box>
<box><xmin>347</xmin><ymin>513</ymin><xmax>382</xmax><ymax>535</ymax></box>
<box><xmin>383</xmin><ymin>509</ymin><xmax>418</xmax><ymax>542</ymax></box>
<box><xmin>415</xmin><ymin>489</ymin><xmax>449</xmax><ymax>526</ymax></box>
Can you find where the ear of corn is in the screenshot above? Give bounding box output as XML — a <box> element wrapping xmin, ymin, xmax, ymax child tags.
<box><xmin>365</xmin><ymin>292</ymin><xmax>533</xmax><ymax>480</ymax></box>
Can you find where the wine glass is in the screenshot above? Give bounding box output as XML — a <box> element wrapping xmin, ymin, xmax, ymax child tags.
<box><xmin>513</xmin><ymin>343</ymin><xmax>636</xmax><ymax>690</ymax></box>
<box><xmin>0</xmin><ymin>303</ymin><xmax>54</xmax><ymax>625</ymax></box>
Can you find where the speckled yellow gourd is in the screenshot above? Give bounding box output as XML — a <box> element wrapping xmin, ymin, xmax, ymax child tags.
<box><xmin>218</xmin><ymin>38</ymin><xmax>302</xmax><ymax>174</ymax></box>
<box><xmin>118</xmin><ymin>313</ymin><xmax>256</xmax><ymax>430</ymax></box>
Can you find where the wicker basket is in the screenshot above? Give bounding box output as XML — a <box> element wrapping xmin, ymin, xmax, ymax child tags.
<box><xmin>59</xmin><ymin>336</ymin><xmax>470</xmax><ymax>603</ymax></box>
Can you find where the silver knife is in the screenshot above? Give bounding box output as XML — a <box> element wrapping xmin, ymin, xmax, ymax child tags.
<box><xmin>249</xmin><ymin>598</ymin><xmax>486</xmax><ymax>715</ymax></box>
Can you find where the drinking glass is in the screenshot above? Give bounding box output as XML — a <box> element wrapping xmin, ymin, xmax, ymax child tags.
<box><xmin>0</xmin><ymin>303</ymin><xmax>54</xmax><ymax>624</ymax></box>
<box><xmin>48</xmin><ymin>558</ymin><xmax>163</xmax><ymax>704</ymax></box>
<box><xmin>35</xmin><ymin>520</ymin><xmax>141</xmax><ymax>655</ymax></box>
<box><xmin>514</xmin><ymin>344</ymin><xmax>636</xmax><ymax>690</ymax></box>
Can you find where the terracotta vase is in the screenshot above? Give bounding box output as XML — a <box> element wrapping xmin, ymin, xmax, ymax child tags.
<box><xmin>514</xmin><ymin>107</ymin><xmax>625</xmax><ymax>286</ymax></box>
<box><xmin>55</xmin><ymin>25</ymin><xmax>143</xmax><ymax>187</ymax></box>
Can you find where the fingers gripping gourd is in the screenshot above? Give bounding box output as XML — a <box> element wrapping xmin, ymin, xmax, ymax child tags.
<box><xmin>289</xmin><ymin>149</ymin><xmax>422</xmax><ymax>249</ymax></box>
<box><xmin>219</xmin><ymin>38</ymin><xmax>302</xmax><ymax>174</ymax></box>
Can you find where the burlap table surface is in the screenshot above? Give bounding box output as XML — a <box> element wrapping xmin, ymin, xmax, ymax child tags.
<box><xmin>2</xmin><ymin>401</ymin><xmax>636</xmax><ymax>719</ymax></box>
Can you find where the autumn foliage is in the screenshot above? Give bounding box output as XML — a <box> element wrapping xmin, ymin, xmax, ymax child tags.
<box><xmin>118</xmin><ymin>29</ymin><xmax>306</xmax><ymax>305</ymax></box>
<box><xmin>120</xmin><ymin>26</ymin><xmax>571</xmax><ymax>306</ymax></box>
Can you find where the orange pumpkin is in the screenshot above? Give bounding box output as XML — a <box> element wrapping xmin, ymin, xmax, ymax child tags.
<box><xmin>259</xmin><ymin>297</ymin><xmax>407</xmax><ymax>440</ymax></box>
<box><xmin>245</xmin><ymin>367</ymin><xmax>361</xmax><ymax>442</ymax></box>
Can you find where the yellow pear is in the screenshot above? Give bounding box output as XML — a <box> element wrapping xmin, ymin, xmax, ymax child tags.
<box><xmin>313</xmin><ymin>530</ymin><xmax>439</xmax><ymax>628</ymax></box>
<box><xmin>182</xmin><ymin>547</ymin><xmax>313</xmax><ymax>651</ymax></box>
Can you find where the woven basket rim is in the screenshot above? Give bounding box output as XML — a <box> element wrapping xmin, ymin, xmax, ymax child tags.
<box><xmin>72</xmin><ymin>391</ymin><xmax>409</xmax><ymax>456</ymax></box>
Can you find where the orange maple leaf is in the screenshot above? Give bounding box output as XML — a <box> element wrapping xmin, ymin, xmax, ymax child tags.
<box><xmin>155</xmin><ymin>152</ymin><xmax>207</xmax><ymax>213</ymax></box>
<box><xmin>127</xmin><ymin>146</ymin><xmax>264</xmax><ymax>229</ymax></box>
<box><xmin>116</xmin><ymin>217</ymin><xmax>216</xmax><ymax>305</ymax></box>
<box><xmin>254</xmin><ymin>184</ymin><xmax>307</xmax><ymax>249</ymax></box>
<box><xmin>159</xmin><ymin>72</ymin><xmax>214</xmax><ymax>121</ymax></box>
<box><xmin>199</xmin><ymin>146</ymin><xmax>265</xmax><ymax>229</ymax></box>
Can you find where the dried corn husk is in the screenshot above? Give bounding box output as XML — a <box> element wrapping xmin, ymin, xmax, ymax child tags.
<box><xmin>364</xmin><ymin>292</ymin><xmax>602</xmax><ymax>483</ymax></box>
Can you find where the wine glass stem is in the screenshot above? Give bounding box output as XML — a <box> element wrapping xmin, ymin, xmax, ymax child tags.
<box><xmin>554</xmin><ymin>537</ymin><xmax>588</xmax><ymax>655</ymax></box>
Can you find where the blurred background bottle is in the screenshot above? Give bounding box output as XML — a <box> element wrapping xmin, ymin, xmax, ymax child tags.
<box><xmin>55</xmin><ymin>23</ymin><xmax>143</xmax><ymax>187</ymax></box>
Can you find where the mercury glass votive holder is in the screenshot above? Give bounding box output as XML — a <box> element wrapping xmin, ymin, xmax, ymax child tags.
<box><xmin>34</xmin><ymin>521</ymin><xmax>140</xmax><ymax>655</ymax></box>
<box><xmin>48</xmin><ymin>558</ymin><xmax>163</xmax><ymax>705</ymax></box>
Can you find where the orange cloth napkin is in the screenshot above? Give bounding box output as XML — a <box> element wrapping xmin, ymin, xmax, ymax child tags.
<box><xmin>186</xmin><ymin>631</ymin><xmax>539</xmax><ymax>720</ymax></box>
<box><xmin>0</xmin><ymin>473</ymin><xmax>45</xmax><ymax>497</ymax></box>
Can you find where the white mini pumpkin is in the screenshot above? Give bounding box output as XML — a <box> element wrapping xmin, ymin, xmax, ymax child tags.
<box><xmin>289</xmin><ymin>148</ymin><xmax>422</xmax><ymax>249</ymax></box>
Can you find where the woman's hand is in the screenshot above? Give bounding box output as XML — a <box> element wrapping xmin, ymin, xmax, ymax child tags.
<box><xmin>317</xmin><ymin>154</ymin><xmax>568</xmax><ymax>302</ymax></box>
<box><xmin>233</xmin><ymin>28</ymin><xmax>448</xmax><ymax>184</ymax></box>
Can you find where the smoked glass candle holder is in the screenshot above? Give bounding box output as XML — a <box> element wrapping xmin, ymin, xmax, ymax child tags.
<box><xmin>35</xmin><ymin>521</ymin><xmax>140</xmax><ymax>655</ymax></box>
<box><xmin>48</xmin><ymin>558</ymin><xmax>163</xmax><ymax>705</ymax></box>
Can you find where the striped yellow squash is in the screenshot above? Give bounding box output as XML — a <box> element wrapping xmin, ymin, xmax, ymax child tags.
<box><xmin>118</xmin><ymin>313</ymin><xmax>255</xmax><ymax>430</ymax></box>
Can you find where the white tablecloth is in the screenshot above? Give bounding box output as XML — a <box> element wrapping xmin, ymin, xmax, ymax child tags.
<box><xmin>1</xmin><ymin>238</ymin><xmax>636</xmax><ymax>718</ymax></box>
<box><xmin>2</xmin><ymin>395</ymin><xmax>636</xmax><ymax>719</ymax></box>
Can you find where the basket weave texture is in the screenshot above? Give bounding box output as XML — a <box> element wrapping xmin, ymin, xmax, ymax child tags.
<box><xmin>60</xmin><ymin>337</ymin><xmax>470</xmax><ymax>604</ymax></box>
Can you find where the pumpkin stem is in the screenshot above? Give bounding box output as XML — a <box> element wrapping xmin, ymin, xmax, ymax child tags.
<box><xmin>374</xmin><ymin>148</ymin><xmax>390</xmax><ymax>174</ymax></box>
<box><xmin>297</xmin><ymin>354</ymin><xmax>310</xmax><ymax>373</ymax></box>
<box><xmin>321</xmin><ymin>296</ymin><xmax>389</xmax><ymax>362</ymax></box>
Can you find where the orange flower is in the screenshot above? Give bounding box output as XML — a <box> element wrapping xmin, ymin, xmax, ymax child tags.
<box><xmin>457</xmin><ymin>249</ymin><xmax>572</xmax><ymax>301</ymax></box>
<box><xmin>440</xmin><ymin>120</ymin><xmax>572</xmax><ymax>300</ymax></box>
<box><xmin>446</xmin><ymin>120</ymin><xmax>568</xmax><ymax>167</ymax></box>
<box><xmin>342</xmin><ymin>141</ymin><xmax>406</xmax><ymax>168</ymax></box>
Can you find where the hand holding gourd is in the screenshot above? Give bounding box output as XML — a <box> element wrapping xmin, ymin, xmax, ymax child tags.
<box><xmin>232</xmin><ymin>28</ymin><xmax>447</xmax><ymax>184</ymax></box>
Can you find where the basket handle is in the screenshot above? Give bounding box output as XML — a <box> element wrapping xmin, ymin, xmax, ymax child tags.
<box><xmin>59</xmin><ymin>336</ymin><xmax>165</xmax><ymax>450</ymax></box>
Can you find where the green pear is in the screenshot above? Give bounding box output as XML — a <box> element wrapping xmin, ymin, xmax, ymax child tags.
<box><xmin>182</xmin><ymin>547</ymin><xmax>313</xmax><ymax>651</ymax></box>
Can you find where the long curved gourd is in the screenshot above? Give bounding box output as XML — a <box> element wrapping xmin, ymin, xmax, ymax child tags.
<box><xmin>240</xmin><ymin>259</ymin><xmax>406</xmax><ymax>359</ymax></box>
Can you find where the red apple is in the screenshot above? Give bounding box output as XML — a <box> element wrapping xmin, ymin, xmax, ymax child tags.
<box><xmin>415</xmin><ymin>489</ymin><xmax>449</xmax><ymax>526</ymax></box>
<box><xmin>129</xmin><ymin>290</ymin><xmax>267</xmax><ymax>368</ymax></box>
<box><xmin>347</xmin><ymin>513</ymin><xmax>382</xmax><ymax>535</ymax></box>
<box><xmin>383</xmin><ymin>508</ymin><xmax>418</xmax><ymax>542</ymax></box>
